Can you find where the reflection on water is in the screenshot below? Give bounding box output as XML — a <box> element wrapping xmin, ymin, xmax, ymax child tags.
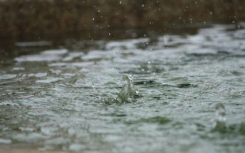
<box><xmin>1</xmin><ymin>24</ymin><xmax>245</xmax><ymax>153</ymax></box>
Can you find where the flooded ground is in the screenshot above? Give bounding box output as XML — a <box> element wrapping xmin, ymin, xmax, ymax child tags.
<box><xmin>1</xmin><ymin>24</ymin><xmax>245</xmax><ymax>153</ymax></box>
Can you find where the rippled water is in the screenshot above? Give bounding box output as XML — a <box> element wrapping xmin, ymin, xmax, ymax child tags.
<box><xmin>1</xmin><ymin>24</ymin><xmax>245</xmax><ymax>153</ymax></box>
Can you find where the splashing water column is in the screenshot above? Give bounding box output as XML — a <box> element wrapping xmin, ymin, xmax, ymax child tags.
<box><xmin>103</xmin><ymin>75</ymin><xmax>138</xmax><ymax>104</ymax></box>
<box><xmin>213</xmin><ymin>103</ymin><xmax>226</xmax><ymax>132</ymax></box>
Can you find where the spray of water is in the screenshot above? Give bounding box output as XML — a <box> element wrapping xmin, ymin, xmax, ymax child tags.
<box><xmin>103</xmin><ymin>75</ymin><xmax>138</xmax><ymax>105</ymax></box>
<box><xmin>213</xmin><ymin>103</ymin><xmax>226</xmax><ymax>132</ymax></box>
<box><xmin>215</xmin><ymin>103</ymin><xmax>226</xmax><ymax>122</ymax></box>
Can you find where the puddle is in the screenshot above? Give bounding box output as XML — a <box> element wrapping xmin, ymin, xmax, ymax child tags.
<box><xmin>0</xmin><ymin>24</ymin><xmax>245</xmax><ymax>153</ymax></box>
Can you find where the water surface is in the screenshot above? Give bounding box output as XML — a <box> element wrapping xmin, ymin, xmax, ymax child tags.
<box><xmin>1</xmin><ymin>24</ymin><xmax>245</xmax><ymax>153</ymax></box>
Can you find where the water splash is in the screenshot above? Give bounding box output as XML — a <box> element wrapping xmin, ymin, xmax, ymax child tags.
<box><xmin>213</xmin><ymin>103</ymin><xmax>226</xmax><ymax>132</ymax></box>
<box><xmin>103</xmin><ymin>75</ymin><xmax>138</xmax><ymax>105</ymax></box>
<box><xmin>215</xmin><ymin>103</ymin><xmax>226</xmax><ymax>122</ymax></box>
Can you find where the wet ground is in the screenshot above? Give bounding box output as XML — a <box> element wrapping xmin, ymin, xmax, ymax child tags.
<box><xmin>0</xmin><ymin>23</ymin><xmax>245</xmax><ymax>153</ymax></box>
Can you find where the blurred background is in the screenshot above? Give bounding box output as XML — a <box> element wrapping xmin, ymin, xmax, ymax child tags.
<box><xmin>0</xmin><ymin>0</ymin><xmax>244</xmax><ymax>38</ymax></box>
